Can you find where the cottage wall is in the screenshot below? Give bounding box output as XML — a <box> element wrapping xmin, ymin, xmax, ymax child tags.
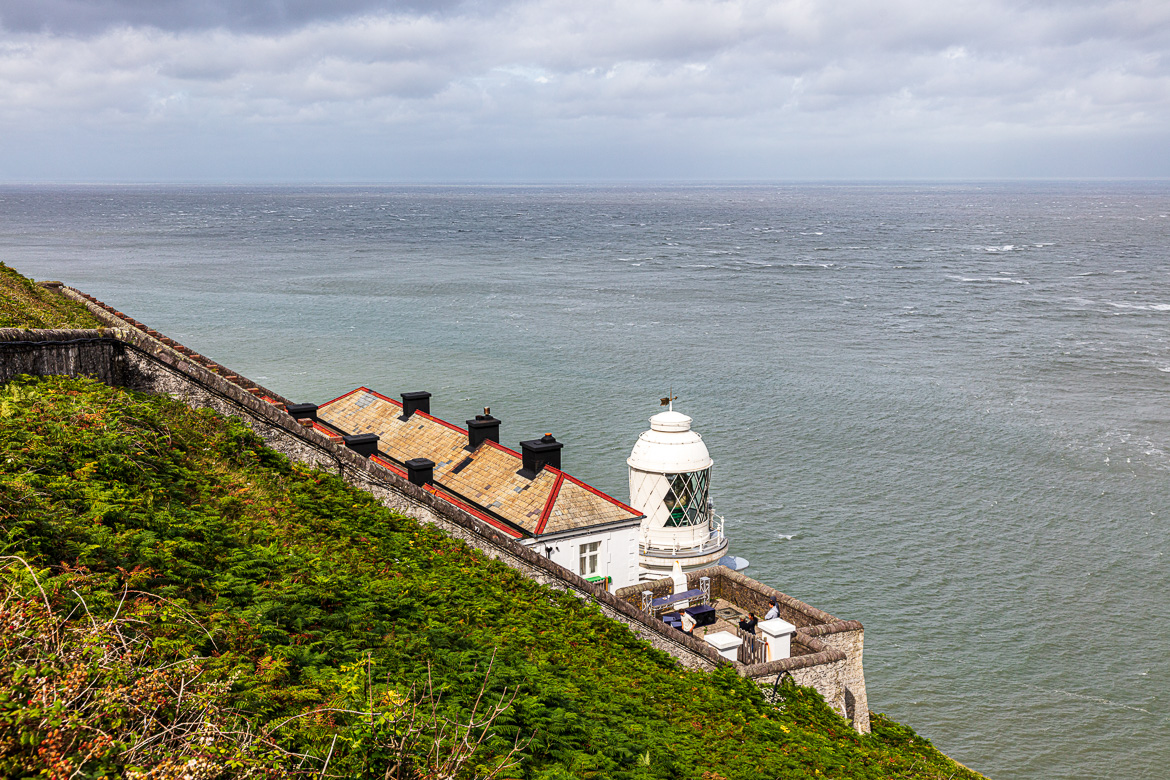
<box><xmin>528</xmin><ymin>523</ymin><xmax>641</xmax><ymax>591</ymax></box>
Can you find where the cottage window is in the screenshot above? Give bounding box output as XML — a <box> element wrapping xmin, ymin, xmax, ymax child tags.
<box><xmin>579</xmin><ymin>541</ymin><xmax>600</xmax><ymax>576</ymax></box>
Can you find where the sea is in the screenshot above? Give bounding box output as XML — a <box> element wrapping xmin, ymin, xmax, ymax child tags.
<box><xmin>2</xmin><ymin>182</ymin><xmax>1168</xmax><ymax>779</ymax></box>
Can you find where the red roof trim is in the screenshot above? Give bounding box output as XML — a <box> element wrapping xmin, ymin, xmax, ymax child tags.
<box><xmin>361</xmin><ymin>387</ymin><xmax>403</xmax><ymax>407</ymax></box>
<box><xmin>311</xmin><ymin>421</ymin><xmax>343</xmax><ymax>439</ymax></box>
<box><xmin>319</xmin><ymin>386</ymin><xmax>366</xmax><ymax>408</ymax></box>
<box><xmin>534</xmin><ymin>473</ymin><xmax>566</xmax><ymax>535</ymax></box>
<box><xmin>438</xmin><ymin>491</ymin><xmax>526</xmax><ymax>539</ymax></box>
<box><xmin>319</xmin><ymin>386</ymin><xmax>404</xmax><ymax>409</ymax></box>
<box><xmin>371</xmin><ymin>454</ymin><xmax>407</xmax><ymax>478</ymax></box>
<box><xmin>561</xmin><ymin>473</ymin><xmax>642</xmax><ymax>516</ymax></box>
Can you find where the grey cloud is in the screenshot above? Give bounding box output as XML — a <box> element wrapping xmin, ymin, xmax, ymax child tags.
<box><xmin>0</xmin><ymin>0</ymin><xmax>485</xmax><ymax>34</ymax></box>
<box><xmin>0</xmin><ymin>0</ymin><xmax>1168</xmax><ymax>180</ymax></box>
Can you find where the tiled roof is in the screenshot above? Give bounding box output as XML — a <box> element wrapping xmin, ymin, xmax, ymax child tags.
<box><xmin>318</xmin><ymin>388</ymin><xmax>642</xmax><ymax>538</ymax></box>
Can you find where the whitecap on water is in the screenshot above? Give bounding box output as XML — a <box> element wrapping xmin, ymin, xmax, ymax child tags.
<box><xmin>1107</xmin><ymin>302</ymin><xmax>1170</xmax><ymax>311</ymax></box>
<box><xmin>947</xmin><ymin>275</ymin><xmax>1030</xmax><ymax>285</ymax></box>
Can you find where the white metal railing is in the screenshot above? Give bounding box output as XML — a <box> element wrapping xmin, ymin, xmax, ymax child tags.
<box><xmin>639</xmin><ymin>514</ymin><xmax>726</xmax><ymax>557</ymax></box>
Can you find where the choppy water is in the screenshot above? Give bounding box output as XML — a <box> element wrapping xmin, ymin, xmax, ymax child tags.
<box><xmin>3</xmin><ymin>182</ymin><xmax>1169</xmax><ymax>779</ymax></box>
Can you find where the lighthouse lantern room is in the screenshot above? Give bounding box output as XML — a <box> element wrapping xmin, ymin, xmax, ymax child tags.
<box><xmin>628</xmin><ymin>404</ymin><xmax>731</xmax><ymax>581</ymax></box>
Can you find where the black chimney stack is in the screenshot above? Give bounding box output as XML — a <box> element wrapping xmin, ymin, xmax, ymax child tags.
<box><xmin>343</xmin><ymin>433</ymin><xmax>379</xmax><ymax>458</ymax></box>
<box><xmin>466</xmin><ymin>407</ymin><xmax>501</xmax><ymax>449</ymax></box>
<box><xmin>400</xmin><ymin>391</ymin><xmax>431</xmax><ymax>420</ymax></box>
<box><xmin>405</xmin><ymin>457</ymin><xmax>435</xmax><ymax>486</ymax></box>
<box><xmin>286</xmin><ymin>402</ymin><xmax>318</xmax><ymax>421</ymax></box>
<box><xmin>519</xmin><ymin>434</ymin><xmax>563</xmax><ymax>478</ymax></box>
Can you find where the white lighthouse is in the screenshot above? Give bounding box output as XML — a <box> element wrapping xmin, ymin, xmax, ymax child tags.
<box><xmin>628</xmin><ymin>404</ymin><xmax>733</xmax><ymax>581</ymax></box>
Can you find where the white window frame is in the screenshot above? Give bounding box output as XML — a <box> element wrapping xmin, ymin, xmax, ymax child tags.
<box><xmin>579</xmin><ymin>541</ymin><xmax>600</xmax><ymax>576</ymax></box>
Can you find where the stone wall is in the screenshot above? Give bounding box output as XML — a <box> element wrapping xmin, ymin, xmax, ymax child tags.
<box><xmin>801</xmin><ymin>622</ymin><xmax>869</xmax><ymax>730</ymax></box>
<box><xmin>0</xmin><ymin>329</ymin><xmax>133</xmax><ymax>386</ymax></box>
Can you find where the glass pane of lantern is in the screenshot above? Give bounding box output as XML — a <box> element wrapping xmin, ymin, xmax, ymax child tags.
<box><xmin>663</xmin><ymin>469</ymin><xmax>711</xmax><ymax>527</ymax></box>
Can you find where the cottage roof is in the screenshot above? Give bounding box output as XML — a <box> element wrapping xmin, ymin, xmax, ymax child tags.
<box><xmin>317</xmin><ymin>387</ymin><xmax>642</xmax><ymax>539</ymax></box>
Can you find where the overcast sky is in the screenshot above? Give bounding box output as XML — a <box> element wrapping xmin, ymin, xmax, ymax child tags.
<box><xmin>1</xmin><ymin>0</ymin><xmax>1167</xmax><ymax>181</ymax></box>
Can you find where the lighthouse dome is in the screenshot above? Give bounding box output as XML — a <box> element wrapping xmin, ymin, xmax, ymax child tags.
<box><xmin>627</xmin><ymin>410</ymin><xmax>713</xmax><ymax>473</ymax></box>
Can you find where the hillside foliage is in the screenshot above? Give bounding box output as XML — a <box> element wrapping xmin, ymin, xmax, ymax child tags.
<box><xmin>0</xmin><ymin>264</ymin><xmax>100</xmax><ymax>329</ymax></box>
<box><xmin>0</xmin><ymin>373</ymin><xmax>983</xmax><ymax>779</ymax></box>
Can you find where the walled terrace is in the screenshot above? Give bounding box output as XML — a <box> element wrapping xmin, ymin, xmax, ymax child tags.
<box><xmin>0</xmin><ymin>282</ymin><xmax>869</xmax><ymax>733</ymax></box>
<box><xmin>617</xmin><ymin>567</ymin><xmax>868</xmax><ymax>731</ymax></box>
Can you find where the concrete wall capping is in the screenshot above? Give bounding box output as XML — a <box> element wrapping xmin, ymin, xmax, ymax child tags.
<box><xmin>0</xmin><ymin>285</ymin><xmax>871</xmax><ymax>733</ymax></box>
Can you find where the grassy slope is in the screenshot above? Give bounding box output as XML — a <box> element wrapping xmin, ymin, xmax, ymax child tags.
<box><xmin>0</xmin><ymin>268</ymin><xmax>983</xmax><ymax>779</ymax></box>
<box><xmin>0</xmin><ymin>377</ymin><xmax>982</xmax><ymax>779</ymax></box>
<box><xmin>0</xmin><ymin>263</ymin><xmax>100</xmax><ymax>329</ymax></box>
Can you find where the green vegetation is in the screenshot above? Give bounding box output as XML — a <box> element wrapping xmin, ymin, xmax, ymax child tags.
<box><xmin>0</xmin><ymin>264</ymin><xmax>100</xmax><ymax>329</ymax></box>
<box><xmin>0</xmin><ymin>374</ymin><xmax>982</xmax><ymax>779</ymax></box>
<box><xmin>0</xmin><ymin>262</ymin><xmax>981</xmax><ymax>779</ymax></box>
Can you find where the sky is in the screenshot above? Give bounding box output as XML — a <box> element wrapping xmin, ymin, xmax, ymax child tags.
<box><xmin>1</xmin><ymin>0</ymin><xmax>1168</xmax><ymax>182</ymax></box>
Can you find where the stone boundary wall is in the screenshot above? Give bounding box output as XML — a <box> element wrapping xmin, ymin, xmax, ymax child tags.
<box><xmin>687</xmin><ymin>566</ymin><xmax>869</xmax><ymax>731</ymax></box>
<box><xmin>0</xmin><ymin>329</ymin><xmax>133</xmax><ymax>386</ymax></box>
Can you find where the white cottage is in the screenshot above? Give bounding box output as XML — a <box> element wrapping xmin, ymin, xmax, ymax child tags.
<box><xmin>312</xmin><ymin>387</ymin><xmax>645</xmax><ymax>591</ymax></box>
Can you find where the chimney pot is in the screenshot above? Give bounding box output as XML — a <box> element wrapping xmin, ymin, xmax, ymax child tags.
<box><xmin>405</xmin><ymin>457</ymin><xmax>435</xmax><ymax>486</ymax></box>
<box><xmin>400</xmin><ymin>391</ymin><xmax>432</xmax><ymax>419</ymax></box>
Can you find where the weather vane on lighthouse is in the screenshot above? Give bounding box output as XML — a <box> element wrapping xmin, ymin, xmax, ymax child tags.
<box><xmin>659</xmin><ymin>390</ymin><xmax>678</xmax><ymax>411</ymax></box>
